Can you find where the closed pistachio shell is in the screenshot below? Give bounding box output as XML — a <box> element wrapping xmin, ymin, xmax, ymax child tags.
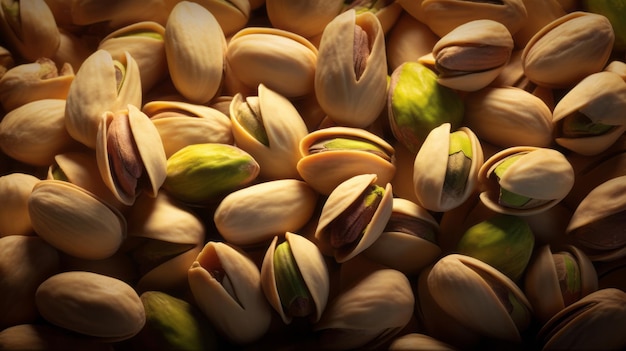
<box><xmin>265</xmin><ymin>0</ymin><xmax>343</xmax><ymax>38</ymax></box>
<box><xmin>0</xmin><ymin>173</ymin><xmax>39</xmax><ymax>237</ymax></box>
<box><xmin>388</xmin><ymin>333</ymin><xmax>457</xmax><ymax>351</ymax></box>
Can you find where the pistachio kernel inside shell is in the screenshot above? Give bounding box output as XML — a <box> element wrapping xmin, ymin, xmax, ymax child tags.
<box><xmin>107</xmin><ymin>113</ymin><xmax>143</xmax><ymax>199</ymax></box>
<box><xmin>235</xmin><ymin>96</ymin><xmax>269</xmax><ymax>146</ymax></box>
<box><xmin>553</xmin><ymin>252</ymin><xmax>582</xmax><ymax>306</ymax></box>
<box><xmin>1</xmin><ymin>0</ymin><xmax>20</xmax><ymax>37</ymax></box>
<box><xmin>49</xmin><ymin>163</ymin><xmax>69</xmax><ymax>182</ymax></box>
<box><xmin>436</xmin><ymin>45</ymin><xmax>511</xmax><ymax>78</ymax></box>
<box><xmin>197</xmin><ymin>245</ymin><xmax>240</xmax><ymax>305</ymax></box>
<box><xmin>560</xmin><ymin>112</ymin><xmax>614</xmax><ymax>138</ymax></box>
<box><xmin>443</xmin><ymin>131</ymin><xmax>473</xmax><ymax>202</ymax></box>
<box><xmin>273</xmin><ymin>241</ymin><xmax>314</xmax><ymax>318</ymax></box>
<box><xmin>308</xmin><ymin>137</ymin><xmax>391</xmax><ymax>161</ymax></box>
<box><xmin>113</xmin><ymin>60</ymin><xmax>126</xmax><ymax>94</ymax></box>
<box><xmin>353</xmin><ymin>24</ymin><xmax>370</xmax><ymax>81</ymax></box>
<box><xmin>492</xmin><ymin>154</ymin><xmax>550</xmax><ymax>209</ymax></box>
<box><xmin>475</xmin><ymin>266</ymin><xmax>531</xmax><ymax>329</ymax></box>
<box><xmin>383</xmin><ymin>213</ymin><xmax>437</xmax><ymax>244</ymax></box>
<box><xmin>37</xmin><ymin>58</ymin><xmax>59</xmax><ymax>79</ymax></box>
<box><xmin>118</xmin><ymin>30</ymin><xmax>164</xmax><ymax>40</ymax></box>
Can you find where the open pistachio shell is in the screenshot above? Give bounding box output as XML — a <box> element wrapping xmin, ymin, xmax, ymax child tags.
<box><xmin>315</xmin><ymin>173</ymin><xmax>393</xmax><ymax>263</ymax></box>
<box><xmin>297</xmin><ymin>126</ymin><xmax>396</xmax><ymax>195</ymax></box>
<box><xmin>188</xmin><ymin>241</ymin><xmax>272</xmax><ymax>344</ymax></box>
<box><xmin>28</xmin><ymin>180</ymin><xmax>126</xmax><ymax>260</ymax></box>
<box><xmin>413</xmin><ymin>123</ymin><xmax>484</xmax><ymax>212</ymax></box>
<box><xmin>314</xmin><ymin>9</ymin><xmax>388</xmax><ymax>128</ymax></box>
<box><xmin>265</xmin><ymin>0</ymin><xmax>343</xmax><ymax>39</ymax></box>
<box><xmin>0</xmin><ymin>173</ymin><xmax>38</xmax><ymax>237</ymax></box>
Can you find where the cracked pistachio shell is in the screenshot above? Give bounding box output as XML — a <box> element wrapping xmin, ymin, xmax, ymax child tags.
<box><xmin>0</xmin><ymin>173</ymin><xmax>38</xmax><ymax>237</ymax></box>
<box><xmin>388</xmin><ymin>333</ymin><xmax>457</xmax><ymax>351</ymax></box>
<box><xmin>28</xmin><ymin>180</ymin><xmax>126</xmax><ymax>260</ymax></box>
<box><xmin>552</xmin><ymin>71</ymin><xmax>626</xmax><ymax>156</ymax></box>
<box><xmin>143</xmin><ymin>100</ymin><xmax>233</xmax><ymax>158</ymax></box>
<box><xmin>261</xmin><ymin>232</ymin><xmax>329</xmax><ymax>324</ymax></box>
<box><xmin>0</xmin><ymin>58</ymin><xmax>74</xmax><ymax>112</ymax></box>
<box><xmin>230</xmin><ymin>84</ymin><xmax>308</xmax><ymax>180</ymax></box>
<box><xmin>98</xmin><ymin>21</ymin><xmax>167</xmax><ymax>94</ymax></box>
<box><xmin>464</xmin><ymin>86</ymin><xmax>554</xmax><ymax>148</ymax></box>
<box><xmin>0</xmin><ymin>99</ymin><xmax>79</xmax><ymax>167</ymax></box>
<box><xmin>96</xmin><ymin>104</ymin><xmax>167</xmax><ymax>206</ymax></box>
<box><xmin>524</xmin><ymin>244</ymin><xmax>598</xmax><ymax>324</ymax></box>
<box><xmin>65</xmin><ymin>49</ymin><xmax>142</xmax><ymax>149</ymax></box>
<box><xmin>266</xmin><ymin>0</ymin><xmax>343</xmax><ymax>38</ymax></box>
<box><xmin>521</xmin><ymin>11</ymin><xmax>615</xmax><ymax>88</ymax></box>
<box><xmin>0</xmin><ymin>0</ymin><xmax>60</xmax><ymax>61</ymax></box>
<box><xmin>478</xmin><ymin>146</ymin><xmax>575</xmax><ymax>216</ymax></box>
<box><xmin>297</xmin><ymin>126</ymin><xmax>396</xmax><ymax>195</ymax></box>
<box><xmin>363</xmin><ymin>198</ymin><xmax>441</xmax><ymax>275</ymax></box>
<box><xmin>214</xmin><ymin>179</ymin><xmax>318</xmax><ymax>246</ymax></box>
<box><xmin>188</xmin><ymin>241</ymin><xmax>272</xmax><ymax>344</ymax></box>
<box><xmin>35</xmin><ymin>271</ymin><xmax>145</xmax><ymax>341</ymax></box>
<box><xmin>567</xmin><ymin>175</ymin><xmax>626</xmax><ymax>262</ymax></box>
<box><xmin>314</xmin><ymin>9</ymin><xmax>388</xmax><ymax>128</ymax></box>
<box><xmin>225</xmin><ymin>27</ymin><xmax>317</xmax><ymax>98</ymax></box>
<box><xmin>315</xmin><ymin>173</ymin><xmax>393</xmax><ymax>263</ymax></box>
<box><xmin>427</xmin><ymin>254</ymin><xmax>533</xmax><ymax>342</ymax></box>
<box><xmin>413</xmin><ymin>123</ymin><xmax>483</xmax><ymax>212</ymax></box>
<box><xmin>538</xmin><ymin>288</ymin><xmax>626</xmax><ymax>350</ymax></box>
<box><xmin>429</xmin><ymin>19</ymin><xmax>514</xmax><ymax>92</ymax></box>
<box><xmin>165</xmin><ymin>1</ymin><xmax>225</xmax><ymax>104</ymax></box>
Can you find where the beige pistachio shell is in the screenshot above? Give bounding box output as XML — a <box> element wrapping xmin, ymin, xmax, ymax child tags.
<box><xmin>386</xmin><ymin>11</ymin><xmax>439</xmax><ymax>72</ymax></box>
<box><xmin>96</xmin><ymin>104</ymin><xmax>167</xmax><ymax>206</ymax></box>
<box><xmin>261</xmin><ymin>232</ymin><xmax>329</xmax><ymax>324</ymax></box>
<box><xmin>164</xmin><ymin>1</ymin><xmax>225</xmax><ymax>104</ymax></box>
<box><xmin>388</xmin><ymin>333</ymin><xmax>457</xmax><ymax>351</ymax></box>
<box><xmin>0</xmin><ymin>58</ymin><xmax>74</xmax><ymax>112</ymax></box>
<box><xmin>605</xmin><ymin>60</ymin><xmax>626</xmax><ymax>81</ymax></box>
<box><xmin>28</xmin><ymin>180</ymin><xmax>126</xmax><ymax>260</ymax></box>
<box><xmin>297</xmin><ymin>126</ymin><xmax>396</xmax><ymax>195</ymax></box>
<box><xmin>315</xmin><ymin>173</ymin><xmax>393</xmax><ymax>263</ymax></box>
<box><xmin>0</xmin><ymin>173</ymin><xmax>38</xmax><ymax>237</ymax></box>
<box><xmin>225</xmin><ymin>27</ymin><xmax>318</xmax><ymax>98</ymax></box>
<box><xmin>0</xmin><ymin>45</ymin><xmax>14</xmax><ymax>75</ymax></box>
<box><xmin>521</xmin><ymin>11</ymin><xmax>615</xmax><ymax>88</ymax></box>
<box><xmin>52</xmin><ymin>28</ymin><xmax>93</xmax><ymax>71</ymax></box>
<box><xmin>314</xmin><ymin>9</ymin><xmax>388</xmax><ymax>128</ymax></box>
<box><xmin>265</xmin><ymin>0</ymin><xmax>343</xmax><ymax>38</ymax></box>
<box><xmin>427</xmin><ymin>254</ymin><xmax>533</xmax><ymax>342</ymax></box>
<box><xmin>214</xmin><ymin>179</ymin><xmax>318</xmax><ymax>246</ymax></box>
<box><xmin>230</xmin><ymin>84</ymin><xmax>308</xmax><ymax>180</ymax></box>
<box><xmin>65</xmin><ymin>49</ymin><xmax>142</xmax><ymax>149</ymax></box>
<box><xmin>363</xmin><ymin>198</ymin><xmax>441</xmax><ymax>275</ymax></box>
<box><xmin>511</xmin><ymin>0</ymin><xmax>566</xmax><ymax>48</ymax></box>
<box><xmin>194</xmin><ymin>0</ymin><xmax>250</xmax><ymax>36</ymax></box>
<box><xmin>0</xmin><ymin>323</ymin><xmax>115</xmax><ymax>351</ymax></box>
<box><xmin>98</xmin><ymin>21</ymin><xmax>167</xmax><ymax>94</ymax></box>
<box><xmin>188</xmin><ymin>241</ymin><xmax>272</xmax><ymax>344</ymax></box>
<box><xmin>413</xmin><ymin>123</ymin><xmax>484</xmax><ymax>212</ymax></box>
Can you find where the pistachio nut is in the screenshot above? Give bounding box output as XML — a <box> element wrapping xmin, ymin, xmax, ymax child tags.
<box><xmin>261</xmin><ymin>232</ymin><xmax>329</xmax><ymax>324</ymax></box>
<box><xmin>511</xmin><ymin>0</ymin><xmax>566</xmax><ymax>48</ymax></box>
<box><xmin>0</xmin><ymin>323</ymin><xmax>115</xmax><ymax>351</ymax></box>
<box><xmin>229</xmin><ymin>84</ymin><xmax>309</xmax><ymax>180</ymax></box>
<box><xmin>164</xmin><ymin>1</ymin><xmax>226</xmax><ymax>104</ymax></box>
<box><xmin>0</xmin><ymin>58</ymin><xmax>74</xmax><ymax>112</ymax></box>
<box><xmin>521</xmin><ymin>11</ymin><xmax>615</xmax><ymax>88</ymax></box>
<box><xmin>385</xmin><ymin>11</ymin><xmax>439</xmax><ymax>72</ymax></box>
<box><xmin>0</xmin><ymin>44</ymin><xmax>14</xmax><ymax>77</ymax></box>
<box><xmin>188</xmin><ymin>241</ymin><xmax>272</xmax><ymax>344</ymax></box>
<box><xmin>314</xmin><ymin>9</ymin><xmax>388</xmax><ymax>128</ymax></box>
<box><xmin>65</xmin><ymin>49</ymin><xmax>142</xmax><ymax>149</ymax></box>
<box><xmin>344</xmin><ymin>0</ymin><xmax>404</xmax><ymax>34</ymax></box>
<box><xmin>28</xmin><ymin>180</ymin><xmax>127</xmax><ymax>260</ymax></box>
<box><xmin>224</xmin><ymin>27</ymin><xmax>318</xmax><ymax>98</ymax></box>
<box><xmin>96</xmin><ymin>104</ymin><xmax>167</xmax><ymax>206</ymax></box>
<box><xmin>387</xmin><ymin>61</ymin><xmax>464</xmax><ymax>154</ymax></box>
<box><xmin>552</xmin><ymin>70</ymin><xmax>626</xmax><ymax>156</ymax></box>
<box><xmin>605</xmin><ymin>59</ymin><xmax>626</xmax><ymax>81</ymax></box>
<box><xmin>68</xmin><ymin>0</ymin><xmax>169</xmax><ymax>27</ymax></box>
<box><xmin>524</xmin><ymin>244</ymin><xmax>598</xmax><ymax>323</ymax></box>
<box><xmin>566</xmin><ymin>175</ymin><xmax>626</xmax><ymax>262</ymax></box>
<box><xmin>52</xmin><ymin>28</ymin><xmax>93</xmax><ymax>71</ymax></box>
<box><xmin>537</xmin><ymin>288</ymin><xmax>626</xmax><ymax>350</ymax></box>
<box><xmin>0</xmin><ymin>235</ymin><xmax>59</xmax><ymax>329</ymax></box>
<box><xmin>456</xmin><ymin>214</ymin><xmax>535</xmax><ymax>282</ymax></box>
<box><xmin>0</xmin><ymin>173</ymin><xmax>38</xmax><ymax>236</ymax></box>
<box><xmin>363</xmin><ymin>197</ymin><xmax>441</xmax><ymax>276</ymax></box>
<box><xmin>477</xmin><ymin>146</ymin><xmax>575</xmax><ymax>216</ymax></box>
<box><xmin>427</xmin><ymin>254</ymin><xmax>533</xmax><ymax>342</ymax></box>
<box><xmin>297</xmin><ymin>126</ymin><xmax>396</xmax><ymax>195</ymax></box>
<box><xmin>388</xmin><ymin>333</ymin><xmax>457</xmax><ymax>351</ymax></box>
<box><xmin>0</xmin><ymin>99</ymin><xmax>79</xmax><ymax>167</ymax></box>
<box><xmin>315</xmin><ymin>173</ymin><xmax>393</xmax><ymax>263</ymax></box>
<box><xmin>35</xmin><ymin>271</ymin><xmax>146</xmax><ymax>341</ymax></box>
<box><xmin>265</xmin><ymin>0</ymin><xmax>344</xmax><ymax>39</ymax></box>
<box><xmin>413</xmin><ymin>123</ymin><xmax>484</xmax><ymax>212</ymax></box>
<box><xmin>214</xmin><ymin>179</ymin><xmax>318</xmax><ymax>246</ymax></box>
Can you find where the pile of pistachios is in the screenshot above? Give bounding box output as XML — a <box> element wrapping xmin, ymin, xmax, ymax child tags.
<box><xmin>1</xmin><ymin>0</ymin><xmax>626</xmax><ymax>350</ymax></box>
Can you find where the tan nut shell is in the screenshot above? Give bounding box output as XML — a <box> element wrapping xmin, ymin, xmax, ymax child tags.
<box><xmin>214</xmin><ymin>179</ymin><xmax>318</xmax><ymax>246</ymax></box>
<box><xmin>197</xmin><ymin>0</ymin><xmax>251</xmax><ymax>36</ymax></box>
<box><xmin>28</xmin><ymin>180</ymin><xmax>126</xmax><ymax>260</ymax></box>
<box><xmin>266</xmin><ymin>0</ymin><xmax>343</xmax><ymax>38</ymax></box>
<box><xmin>0</xmin><ymin>173</ymin><xmax>39</xmax><ymax>237</ymax></box>
<box><xmin>35</xmin><ymin>271</ymin><xmax>145</xmax><ymax>341</ymax></box>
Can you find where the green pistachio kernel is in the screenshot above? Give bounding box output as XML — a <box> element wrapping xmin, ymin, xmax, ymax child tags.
<box><xmin>308</xmin><ymin>137</ymin><xmax>391</xmax><ymax>161</ymax></box>
<box><xmin>273</xmin><ymin>241</ymin><xmax>314</xmax><ymax>318</ymax></box>
<box><xmin>493</xmin><ymin>154</ymin><xmax>537</xmax><ymax>209</ymax></box>
<box><xmin>49</xmin><ymin>164</ymin><xmax>69</xmax><ymax>182</ymax></box>
<box><xmin>119</xmin><ymin>30</ymin><xmax>164</xmax><ymax>41</ymax></box>
<box><xmin>560</xmin><ymin>112</ymin><xmax>614</xmax><ymax>138</ymax></box>
<box><xmin>235</xmin><ymin>96</ymin><xmax>269</xmax><ymax>146</ymax></box>
<box><xmin>443</xmin><ymin>131</ymin><xmax>473</xmax><ymax>201</ymax></box>
<box><xmin>553</xmin><ymin>252</ymin><xmax>582</xmax><ymax>306</ymax></box>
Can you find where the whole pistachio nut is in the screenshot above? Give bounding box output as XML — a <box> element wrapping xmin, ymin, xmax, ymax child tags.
<box><xmin>387</xmin><ymin>61</ymin><xmax>464</xmax><ymax>154</ymax></box>
<box><xmin>521</xmin><ymin>11</ymin><xmax>615</xmax><ymax>88</ymax></box>
<box><xmin>0</xmin><ymin>173</ymin><xmax>38</xmax><ymax>236</ymax></box>
<box><xmin>315</xmin><ymin>173</ymin><xmax>393</xmax><ymax>263</ymax></box>
<box><xmin>537</xmin><ymin>288</ymin><xmax>626</xmax><ymax>350</ymax></box>
<box><xmin>343</xmin><ymin>0</ymin><xmax>404</xmax><ymax>34</ymax></box>
<box><xmin>0</xmin><ymin>323</ymin><xmax>115</xmax><ymax>351</ymax></box>
<box><xmin>188</xmin><ymin>241</ymin><xmax>272</xmax><ymax>344</ymax></box>
<box><xmin>413</xmin><ymin>123</ymin><xmax>484</xmax><ymax>212</ymax></box>
<box><xmin>229</xmin><ymin>84</ymin><xmax>309</xmax><ymax>180</ymax></box>
<box><xmin>265</xmin><ymin>0</ymin><xmax>344</xmax><ymax>38</ymax></box>
<box><xmin>583</xmin><ymin>0</ymin><xmax>626</xmax><ymax>51</ymax></box>
<box><xmin>314</xmin><ymin>9</ymin><xmax>388</xmax><ymax>128</ymax></box>
<box><xmin>478</xmin><ymin>146</ymin><xmax>575</xmax><ymax>216</ymax></box>
<box><xmin>552</xmin><ymin>70</ymin><xmax>626</xmax><ymax>156</ymax></box>
<box><xmin>163</xmin><ymin>143</ymin><xmax>259</xmax><ymax>205</ymax></box>
<box><xmin>456</xmin><ymin>214</ymin><xmax>535</xmax><ymax>282</ymax></box>
<box><xmin>524</xmin><ymin>244</ymin><xmax>598</xmax><ymax>323</ymax></box>
<box><xmin>427</xmin><ymin>254</ymin><xmax>533</xmax><ymax>342</ymax></box>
